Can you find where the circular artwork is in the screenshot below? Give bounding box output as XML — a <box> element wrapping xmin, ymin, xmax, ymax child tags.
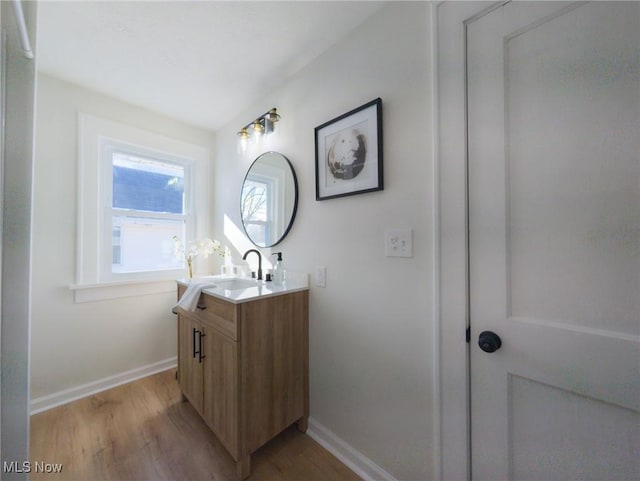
<box><xmin>326</xmin><ymin>128</ymin><xmax>367</xmax><ymax>180</ymax></box>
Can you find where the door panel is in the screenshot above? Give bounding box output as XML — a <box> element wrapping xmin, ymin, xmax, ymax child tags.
<box><xmin>505</xmin><ymin>2</ymin><xmax>639</xmax><ymax>334</ymax></box>
<box><xmin>468</xmin><ymin>2</ymin><xmax>639</xmax><ymax>479</ymax></box>
<box><xmin>203</xmin><ymin>327</ymin><xmax>238</xmax><ymax>458</ymax></box>
<box><xmin>178</xmin><ymin>315</ymin><xmax>203</xmax><ymax>413</ymax></box>
<box><xmin>510</xmin><ymin>376</ymin><xmax>638</xmax><ymax>481</ymax></box>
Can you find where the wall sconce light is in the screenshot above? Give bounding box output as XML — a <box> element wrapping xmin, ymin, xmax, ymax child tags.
<box><xmin>237</xmin><ymin>108</ymin><xmax>281</xmax><ymax>151</ymax></box>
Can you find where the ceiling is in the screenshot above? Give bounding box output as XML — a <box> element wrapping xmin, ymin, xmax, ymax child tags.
<box><xmin>36</xmin><ymin>1</ymin><xmax>387</xmax><ymax>132</ymax></box>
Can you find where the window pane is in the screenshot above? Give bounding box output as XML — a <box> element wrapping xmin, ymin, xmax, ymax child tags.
<box><xmin>241</xmin><ymin>180</ymin><xmax>268</xmax><ymax>222</ymax></box>
<box><xmin>113</xmin><ymin>226</ymin><xmax>122</xmax><ymax>265</ymax></box>
<box><xmin>113</xmin><ymin>152</ymin><xmax>185</xmax><ymax>214</ymax></box>
<box><xmin>112</xmin><ymin>216</ymin><xmax>184</xmax><ymax>274</ymax></box>
<box><xmin>245</xmin><ymin>222</ymin><xmax>268</xmax><ymax>246</ymax></box>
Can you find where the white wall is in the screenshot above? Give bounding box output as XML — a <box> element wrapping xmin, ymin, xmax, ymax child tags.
<box><xmin>30</xmin><ymin>74</ymin><xmax>215</xmax><ymax>401</ymax></box>
<box><xmin>212</xmin><ymin>4</ymin><xmax>434</xmax><ymax>480</ymax></box>
<box><xmin>1</xmin><ymin>0</ymin><xmax>37</xmax><ymax>476</ymax></box>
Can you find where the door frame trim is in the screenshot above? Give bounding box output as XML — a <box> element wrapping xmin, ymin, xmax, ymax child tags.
<box><xmin>435</xmin><ymin>2</ymin><xmax>507</xmax><ymax>480</ymax></box>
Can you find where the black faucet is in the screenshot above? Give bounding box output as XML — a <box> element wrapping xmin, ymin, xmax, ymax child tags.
<box><xmin>242</xmin><ymin>249</ymin><xmax>263</xmax><ymax>280</ymax></box>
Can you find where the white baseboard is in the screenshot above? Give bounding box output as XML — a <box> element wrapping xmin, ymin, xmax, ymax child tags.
<box><xmin>30</xmin><ymin>357</ymin><xmax>177</xmax><ymax>415</ymax></box>
<box><xmin>307</xmin><ymin>417</ymin><xmax>398</xmax><ymax>481</ymax></box>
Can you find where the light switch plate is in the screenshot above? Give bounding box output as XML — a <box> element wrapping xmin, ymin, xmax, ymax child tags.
<box><xmin>315</xmin><ymin>266</ymin><xmax>326</xmax><ymax>287</ymax></box>
<box><xmin>385</xmin><ymin>229</ymin><xmax>413</xmax><ymax>257</ymax></box>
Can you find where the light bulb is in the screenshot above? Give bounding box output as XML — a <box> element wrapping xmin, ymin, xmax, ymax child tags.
<box><xmin>253</xmin><ymin>120</ymin><xmax>264</xmax><ymax>134</ymax></box>
<box><xmin>237</xmin><ymin>128</ymin><xmax>250</xmax><ymax>152</ymax></box>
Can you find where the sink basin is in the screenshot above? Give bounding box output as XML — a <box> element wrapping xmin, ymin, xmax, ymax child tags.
<box><xmin>180</xmin><ymin>273</ymin><xmax>308</xmax><ymax>304</ymax></box>
<box><xmin>190</xmin><ymin>276</ymin><xmax>260</xmax><ymax>291</ymax></box>
<box><xmin>214</xmin><ymin>278</ymin><xmax>261</xmax><ymax>290</ymax></box>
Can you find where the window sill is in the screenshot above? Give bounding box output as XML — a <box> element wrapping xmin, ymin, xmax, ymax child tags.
<box><xmin>69</xmin><ymin>278</ymin><xmax>177</xmax><ymax>303</ymax></box>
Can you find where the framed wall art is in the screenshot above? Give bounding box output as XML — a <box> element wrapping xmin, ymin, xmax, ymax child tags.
<box><xmin>315</xmin><ymin>98</ymin><xmax>383</xmax><ymax>201</ymax></box>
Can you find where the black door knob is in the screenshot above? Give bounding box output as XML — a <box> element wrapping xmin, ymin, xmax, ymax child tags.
<box><xmin>478</xmin><ymin>331</ymin><xmax>502</xmax><ymax>353</ymax></box>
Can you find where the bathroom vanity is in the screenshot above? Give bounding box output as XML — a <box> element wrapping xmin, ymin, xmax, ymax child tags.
<box><xmin>175</xmin><ymin>277</ymin><xmax>309</xmax><ymax>479</ymax></box>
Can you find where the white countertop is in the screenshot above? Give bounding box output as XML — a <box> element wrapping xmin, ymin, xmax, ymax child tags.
<box><xmin>176</xmin><ymin>272</ymin><xmax>309</xmax><ymax>304</ymax></box>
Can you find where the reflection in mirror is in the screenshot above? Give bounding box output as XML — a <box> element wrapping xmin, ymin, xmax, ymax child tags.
<box><xmin>241</xmin><ymin>151</ymin><xmax>298</xmax><ymax>248</ymax></box>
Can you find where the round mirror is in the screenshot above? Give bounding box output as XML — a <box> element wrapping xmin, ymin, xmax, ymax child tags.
<box><xmin>240</xmin><ymin>151</ymin><xmax>298</xmax><ymax>248</ymax></box>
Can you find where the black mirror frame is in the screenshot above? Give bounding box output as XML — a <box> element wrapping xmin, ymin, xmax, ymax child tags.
<box><xmin>240</xmin><ymin>151</ymin><xmax>299</xmax><ymax>248</ymax></box>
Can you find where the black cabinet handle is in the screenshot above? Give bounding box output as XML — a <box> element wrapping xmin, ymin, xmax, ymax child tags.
<box><xmin>198</xmin><ymin>332</ymin><xmax>206</xmax><ymax>363</ymax></box>
<box><xmin>196</xmin><ymin>304</ymin><xmax>207</xmax><ymax>311</ymax></box>
<box><xmin>193</xmin><ymin>328</ymin><xmax>205</xmax><ymax>361</ymax></box>
<box><xmin>192</xmin><ymin>327</ymin><xmax>197</xmax><ymax>358</ymax></box>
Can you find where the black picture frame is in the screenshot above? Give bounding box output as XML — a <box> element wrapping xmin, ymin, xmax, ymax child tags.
<box><xmin>315</xmin><ymin>98</ymin><xmax>383</xmax><ymax>201</ymax></box>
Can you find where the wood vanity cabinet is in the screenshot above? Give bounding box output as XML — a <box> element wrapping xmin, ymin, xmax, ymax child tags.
<box><xmin>177</xmin><ymin>314</ymin><xmax>204</xmax><ymax>413</ymax></box>
<box><xmin>176</xmin><ymin>284</ymin><xmax>309</xmax><ymax>479</ymax></box>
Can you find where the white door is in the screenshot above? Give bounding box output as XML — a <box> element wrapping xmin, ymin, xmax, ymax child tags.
<box><xmin>467</xmin><ymin>2</ymin><xmax>639</xmax><ymax>480</ymax></box>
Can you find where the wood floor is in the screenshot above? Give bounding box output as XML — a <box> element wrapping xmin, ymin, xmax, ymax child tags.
<box><xmin>30</xmin><ymin>370</ymin><xmax>361</xmax><ymax>481</ymax></box>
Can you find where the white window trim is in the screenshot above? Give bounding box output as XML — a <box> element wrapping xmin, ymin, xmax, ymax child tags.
<box><xmin>72</xmin><ymin>113</ymin><xmax>211</xmax><ymax>302</ymax></box>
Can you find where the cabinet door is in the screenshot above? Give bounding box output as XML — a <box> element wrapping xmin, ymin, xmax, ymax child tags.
<box><xmin>177</xmin><ymin>315</ymin><xmax>204</xmax><ymax>413</ymax></box>
<box><xmin>202</xmin><ymin>327</ymin><xmax>238</xmax><ymax>457</ymax></box>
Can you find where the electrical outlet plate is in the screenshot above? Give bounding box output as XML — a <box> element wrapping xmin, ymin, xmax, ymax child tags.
<box><xmin>385</xmin><ymin>229</ymin><xmax>413</xmax><ymax>257</ymax></box>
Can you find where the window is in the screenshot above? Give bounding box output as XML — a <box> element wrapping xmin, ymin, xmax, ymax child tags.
<box><xmin>74</xmin><ymin>113</ymin><xmax>211</xmax><ymax>302</ymax></box>
<box><xmin>103</xmin><ymin>144</ymin><xmax>191</xmax><ymax>279</ymax></box>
